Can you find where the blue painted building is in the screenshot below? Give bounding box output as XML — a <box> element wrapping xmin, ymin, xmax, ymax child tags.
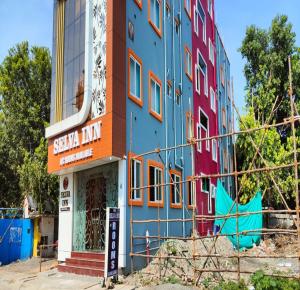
<box><xmin>215</xmin><ymin>27</ymin><xmax>234</xmax><ymax>195</ymax></box>
<box><xmin>126</xmin><ymin>0</ymin><xmax>194</xmax><ymax>270</ymax></box>
<box><xmin>47</xmin><ymin>0</ymin><xmax>233</xmax><ymax>277</ymax></box>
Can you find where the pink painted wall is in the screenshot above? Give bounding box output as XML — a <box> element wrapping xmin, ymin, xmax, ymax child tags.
<box><xmin>192</xmin><ymin>0</ymin><xmax>219</xmax><ymax>235</ymax></box>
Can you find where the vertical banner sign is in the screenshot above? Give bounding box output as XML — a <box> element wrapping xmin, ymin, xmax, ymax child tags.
<box><xmin>105</xmin><ymin>207</ymin><xmax>120</xmax><ymax>278</ymax></box>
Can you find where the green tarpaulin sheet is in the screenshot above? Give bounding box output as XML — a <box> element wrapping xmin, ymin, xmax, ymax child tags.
<box><xmin>214</xmin><ymin>180</ymin><xmax>262</xmax><ymax>250</ymax></box>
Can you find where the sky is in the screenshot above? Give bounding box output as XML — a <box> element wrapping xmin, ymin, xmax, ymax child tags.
<box><xmin>0</xmin><ymin>0</ymin><xmax>299</xmax><ymax>112</ymax></box>
<box><xmin>215</xmin><ymin>0</ymin><xmax>300</xmax><ymax>113</ymax></box>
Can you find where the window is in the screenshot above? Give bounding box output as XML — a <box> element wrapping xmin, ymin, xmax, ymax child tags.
<box><xmin>175</xmin><ymin>17</ymin><xmax>180</xmax><ymax>34</ymax></box>
<box><xmin>195</xmin><ymin>66</ymin><xmax>201</xmax><ymax>94</ymax></box>
<box><xmin>128</xmin><ymin>152</ymin><xmax>143</xmax><ymax>206</ymax></box>
<box><xmin>220</xmin><ymin>65</ymin><xmax>225</xmax><ymax>86</ymax></box>
<box><xmin>222</xmin><ymin>108</ymin><xmax>226</xmax><ymax>128</ymax></box>
<box><xmin>187</xmin><ymin>178</ymin><xmax>195</xmax><ymax>209</ymax></box>
<box><xmin>148</xmin><ymin>160</ymin><xmax>164</xmax><ymax>207</ymax></box>
<box><xmin>176</xmin><ymin>89</ymin><xmax>181</xmax><ymax>106</ymax></box>
<box><xmin>170</xmin><ymin>170</ymin><xmax>182</xmax><ymax>208</ymax></box>
<box><xmin>128</xmin><ymin>49</ymin><xmax>143</xmax><ymax>107</ymax></box>
<box><xmin>227</xmin><ymin>80</ymin><xmax>231</xmax><ymax>100</ymax></box>
<box><xmin>184</xmin><ymin>0</ymin><xmax>191</xmax><ymax>19</ymax></box>
<box><xmin>185</xmin><ymin>46</ymin><xmax>192</xmax><ymax>81</ymax></box>
<box><xmin>149</xmin><ymin>0</ymin><xmax>162</xmax><ymax>37</ymax></box>
<box><xmin>223</xmin><ymin>149</ymin><xmax>228</xmax><ymax>170</ymax></box>
<box><xmin>210</xmin><ymin>87</ymin><xmax>216</xmax><ymax>112</ymax></box>
<box><xmin>201</xmin><ymin>177</ymin><xmax>210</xmax><ymax>193</ymax></box>
<box><xmin>211</xmin><ymin>184</ymin><xmax>216</xmax><ymax>198</ymax></box>
<box><xmin>212</xmin><ymin>139</ymin><xmax>217</xmax><ymax>162</ymax></box>
<box><xmin>149</xmin><ymin>71</ymin><xmax>162</xmax><ymax>121</ymax></box>
<box><xmin>208</xmin><ymin>183</ymin><xmax>215</xmax><ymax>213</ymax></box>
<box><xmin>200</xmin><ymin>109</ymin><xmax>209</xmax><ymax>151</ymax></box>
<box><xmin>197</xmin><ymin>50</ymin><xmax>208</xmax><ymax>96</ymax></box>
<box><xmin>167</xmin><ymin>80</ymin><xmax>172</xmax><ymax>99</ymax></box>
<box><xmin>194</xmin><ymin>0</ymin><xmax>206</xmax><ymax>43</ymax></box>
<box><xmin>52</xmin><ymin>0</ymin><xmax>86</xmax><ymax>122</ymax></box>
<box><xmin>166</xmin><ymin>1</ymin><xmax>171</xmax><ymax>19</ymax></box>
<box><xmin>209</xmin><ymin>38</ymin><xmax>214</xmax><ymax>65</ymax></box>
<box><xmin>207</xmin><ymin>0</ymin><xmax>213</xmax><ymax>17</ymax></box>
<box><xmin>186</xmin><ymin>111</ymin><xmax>194</xmax><ymax>141</ymax></box>
<box><xmin>134</xmin><ymin>0</ymin><xmax>143</xmax><ymax>9</ymax></box>
<box><xmin>196</xmin><ymin>123</ymin><xmax>201</xmax><ymax>152</ymax></box>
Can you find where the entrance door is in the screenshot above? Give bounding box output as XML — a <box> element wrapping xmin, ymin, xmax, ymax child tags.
<box><xmin>85</xmin><ymin>176</ymin><xmax>106</xmax><ymax>251</ymax></box>
<box><xmin>73</xmin><ymin>163</ymin><xmax>118</xmax><ymax>252</ymax></box>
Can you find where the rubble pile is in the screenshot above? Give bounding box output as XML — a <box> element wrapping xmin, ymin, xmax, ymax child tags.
<box><xmin>127</xmin><ymin>234</ymin><xmax>298</xmax><ymax>288</ymax></box>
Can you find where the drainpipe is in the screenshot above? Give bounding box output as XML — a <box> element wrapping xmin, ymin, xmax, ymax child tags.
<box><xmin>178</xmin><ymin>0</ymin><xmax>185</xmax><ymax>237</ymax></box>
<box><xmin>163</xmin><ymin>0</ymin><xmax>169</xmax><ymax>236</ymax></box>
<box><xmin>172</xmin><ymin>3</ymin><xmax>177</xmax><ymax>169</ymax></box>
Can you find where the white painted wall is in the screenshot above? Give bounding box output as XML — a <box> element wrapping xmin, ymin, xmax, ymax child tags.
<box><xmin>118</xmin><ymin>159</ymin><xmax>127</xmax><ymax>268</ymax></box>
<box><xmin>58</xmin><ymin>173</ymin><xmax>74</xmax><ymax>261</ymax></box>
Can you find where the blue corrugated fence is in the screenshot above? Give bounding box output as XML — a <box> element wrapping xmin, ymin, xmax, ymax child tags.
<box><xmin>0</xmin><ymin>219</ymin><xmax>33</xmax><ymax>265</ymax></box>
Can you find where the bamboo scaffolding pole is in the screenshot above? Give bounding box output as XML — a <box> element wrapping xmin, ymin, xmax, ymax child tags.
<box><xmin>195</xmin><ymin>80</ymin><xmax>280</xmax><ymax>285</ymax></box>
<box><xmin>134</xmin><ymin>117</ymin><xmax>299</xmax><ymax>159</ymax></box>
<box><xmin>131</xmin><ymin>209</ymin><xmax>297</xmax><ymax>224</ymax></box>
<box><xmin>131</xmin><ymin>161</ymin><xmax>300</xmax><ymax>193</ymax></box>
<box><xmin>232</xmin><ymin>80</ymin><xmax>241</xmax><ymax>281</ymax></box>
<box><xmin>128</xmin><ymin>58</ymin><xmax>300</xmax><ymax>284</ymax></box>
<box><xmin>132</xmin><ymin>229</ymin><xmax>297</xmax><ymax>241</ymax></box>
<box><xmin>288</xmin><ymin>55</ymin><xmax>300</xmax><ymax>279</ymax></box>
<box><xmin>137</xmin><ymin>268</ymin><xmax>299</xmax><ymax>279</ymax></box>
<box><xmin>130</xmin><ymin>252</ymin><xmax>299</xmax><ymax>260</ymax></box>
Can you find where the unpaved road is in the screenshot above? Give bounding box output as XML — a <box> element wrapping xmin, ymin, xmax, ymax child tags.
<box><xmin>0</xmin><ymin>258</ymin><xmax>194</xmax><ymax>290</ymax></box>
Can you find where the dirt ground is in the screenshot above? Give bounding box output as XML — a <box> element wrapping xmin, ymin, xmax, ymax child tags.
<box><xmin>0</xmin><ymin>258</ymin><xmax>192</xmax><ymax>290</ymax></box>
<box><xmin>0</xmin><ymin>235</ymin><xmax>298</xmax><ymax>290</ymax></box>
<box><xmin>125</xmin><ymin>235</ymin><xmax>299</xmax><ymax>289</ymax></box>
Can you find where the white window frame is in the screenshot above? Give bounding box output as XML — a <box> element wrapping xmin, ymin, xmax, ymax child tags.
<box><xmin>199</xmin><ymin>108</ymin><xmax>210</xmax><ymax>151</ymax></box>
<box><xmin>212</xmin><ymin>139</ymin><xmax>217</xmax><ymax>162</ymax></box>
<box><xmin>209</xmin><ymin>38</ymin><xmax>214</xmax><ymax>66</ymax></box>
<box><xmin>207</xmin><ymin>0</ymin><xmax>213</xmax><ymax>18</ymax></box>
<box><xmin>185</xmin><ymin>0</ymin><xmax>191</xmax><ymax>17</ymax></box>
<box><xmin>188</xmin><ymin>180</ymin><xmax>196</xmax><ymax>207</ymax></box>
<box><xmin>150</xmin><ymin>166</ymin><xmax>163</xmax><ymax>202</ymax></box>
<box><xmin>196</xmin><ymin>123</ymin><xmax>201</xmax><ymax>152</ymax></box>
<box><xmin>131</xmin><ymin>159</ymin><xmax>142</xmax><ymax>200</ymax></box>
<box><xmin>129</xmin><ymin>55</ymin><xmax>142</xmax><ymax>101</ymax></box>
<box><xmin>195</xmin><ymin>65</ymin><xmax>201</xmax><ymax>95</ymax></box>
<box><xmin>210</xmin><ymin>87</ymin><xmax>216</xmax><ymax>112</ymax></box>
<box><xmin>194</xmin><ymin>0</ymin><xmax>206</xmax><ymax>44</ymax></box>
<box><xmin>209</xmin><ymin>184</ymin><xmax>215</xmax><ymax>213</ymax></box>
<box><xmin>211</xmin><ymin>184</ymin><xmax>216</xmax><ymax>198</ymax></box>
<box><xmin>197</xmin><ymin>49</ymin><xmax>208</xmax><ymax>96</ymax></box>
<box><xmin>171</xmin><ymin>173</ymin><xmax>181</xmax><ymax>205</ymax></box>
<box><xmin>185</xmin><ymin>47</ymin><xmax>192</xmax><ymax>79</ymax></box>
<box><xmin>201</xmin><ymin>175</ymin><xmax>210</xmax><ymax>194</ymax></box>
<box><xmin>193</xmin><ymin>4</ymin><xmax>198</xmax><ymax>35</ymax></box>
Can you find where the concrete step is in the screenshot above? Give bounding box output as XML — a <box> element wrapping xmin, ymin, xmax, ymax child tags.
<box><xmin>71</xmin><ymin>251</ymin><xmax>105</xmax><ymax>260</ymax></box>
<box><xmin>58</xmin><ymin>263</ymin><xmax>104</xmax><ymax>277</ymax></box>
<box><xmin>66</xmin><ymin>257</ymin><xmax>104</xmax><ymax>268</ymax></box>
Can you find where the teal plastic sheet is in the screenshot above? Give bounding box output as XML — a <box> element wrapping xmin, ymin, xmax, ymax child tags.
<box><xmin>214</xmin><ymin>180</ymin><xmax>262</xmax><ymax>250</ymax></box>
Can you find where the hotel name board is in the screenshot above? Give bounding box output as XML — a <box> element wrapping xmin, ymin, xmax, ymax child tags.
<box><xmin>48</xmin><ymin>117</ymin><xmax>110</xmax><ymax>173</ymax></box>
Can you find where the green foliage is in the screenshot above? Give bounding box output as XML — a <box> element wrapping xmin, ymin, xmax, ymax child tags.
<box><xmin>240</xmin><ymin>15</ymin><xmax>299</xmax><ymax>125</ymax></box>
<box><xmin>212</xmin><ymin>279</ymin><xmax>247</xmax><ymax>290</ymax></box>
<box><xmin>164</xmin><ymin>274</ymin><xmax>181</xmax><ymax>285</ymax></box>
<box><xmin>250</xmin><ymin>270</ymin><xmax>300</xmax><ymax>290</ymax></box>
<box><xmin>237</xmin><ymin>15</ymin><xmax>300</xmax><ymax>207</ymax></box>
<box><xmin>0</xmin><ymin>41</ymin><xmax>58</xmax><ymax>211</ymax></box>
<box><xmin>18</xmin><ymin>138</ymin><xmax>58</xmax><ymax>213</ymax></box>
